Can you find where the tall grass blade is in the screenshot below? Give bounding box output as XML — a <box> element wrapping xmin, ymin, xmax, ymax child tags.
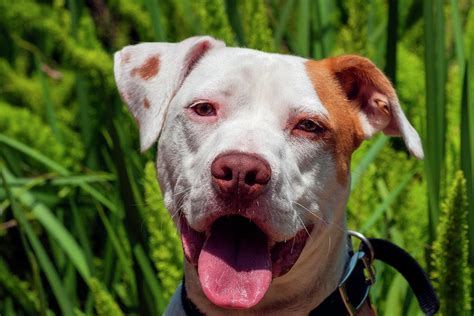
<box><xmin>423</xmin><ymin>0</ymin><xmax>446</xmax><ymax>242</ymax></box>
<box><xmin>76</xmin><ymin>77</ymin><xmax>96</xmax><ymax>167</ymax></box>
<box><xmin>4</xmin><ymin>174</ymin><xmax>115</xmax><ymax>187</ymax></box>
<box><xmin>36</xmin><ymin>57</ymin><xmax>62</xmax><ymax>143</ymax></box>
<box><xmin>225</xmin><ymin>0</ymin><xmax>244</xmax><ymax>45</ymax></box>
<box><xmin>351</xmin><ymin>135</ymin><xmax>389</xmax><ymax>190</ymax></box>
<box><xmin>70</xmin><ymin>197</ymin><xmax>94</xmax><ymax>270</ymax></box>
<box><xmin>0</xmin><ymin>133</ymin><xmax>68</xmax><ymax>174</ymax></box>
<box><xmin>67</xmin><ymin>0</ymin><xmax>98</xmax><ymax>168</ymax></box>
<box><xmin>295</xmin><ymin>0</ymin><xmax>310</xmax><ymax>57</ymax></box>
<box><xmin>450</xmin><ymin>0</ymin><xmax>465</xmax><ymax>78</ymax></box>
<box><xmin>385</xmin><ymin>0</ymin><xmax>398</xmax><ymax>83</ymax></box>
<box><xmin>144</xmin><ymin>0</ymin><xmax>166</xmax><ymax>41</ymax></box>
<box><xmin>360</xmin><ymin>171</ymin><xmax>414</xmax><ymax>233</ymax></box>
<box><xmin>50</xmin><ymin>174</ymin><xmax>116</xmax><ymax>185</ymax></box>
<box><xmin>1</xmin><ymin>170</ymin><xmax>75</xmax><ymax>316</ymax></box>
<box><xmin>273</xmin><ymin>0</ymin><xmax>295</xmax><ymax>48</ymax></box>
<box><xmin>96</xmin><ymin>206</ymin><xmax>137</xmax><ymax>300</ymax></box>
<box><xmin>461</xmin><ymin>42</ymin><xmax>474</xmax><ymax>300</ymax></box>
<box><xmin>133</xmin><ymin>244</ymin><xmax>167</xmax><ymax>314</ymax></box>
<box><xmin>3</xmin><ymin>171</ymin><xmax>91</xmax><ymax>281</ymax></box>
<box><xmin>383</xmin><ymin>274</ymin><xmax>408</xmax><ymax>316</ymax></box>
<box><xmin>4</xmin><ymin>297</ymin><xmax>15</xmax><ymax>316</ymax></box>
<box><xmin>0</xmin><ymin>133</ymin><xmax>118</xmax><ymax>213</ymax></box>
<box><xmin>109</xmin><ymin>115</ymin><xmax>151</xmax><ymax>313</ymax></box>
<box><xmin>311</xmin><ymin>0</ymin><xmax>335</xmax><ymax>59</ymax></box>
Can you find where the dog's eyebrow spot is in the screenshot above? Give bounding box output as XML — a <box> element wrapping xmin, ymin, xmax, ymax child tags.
<box><xmin>143</xmin><ymin>97</ymin><xmax>150</xmax><ymax>109</ymax></box>
<box><xmin>131</xmin><ymin>55</ymin><xmax>160</xmax><ymax>80</ymax></box>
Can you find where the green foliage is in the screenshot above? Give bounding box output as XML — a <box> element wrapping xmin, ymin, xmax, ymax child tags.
<box><xmin>192</xmin><ymin>0</ymin><xmax>235</xmax><ymax>44</ymax></box>
<box><xmin>431</xmin><ymin>171</ymin><xmax>471</xmax><ymax>315</ymax></box>
<box><xmin>349</xmin><ymin>145</ymin><xmax>426</xmax><ymax>261</ymax></box>
<box><xmin>336</xmin><ymin>0</ymin><xmax>388</xmax><ymax>64</ymax></box>
<box><xmin>0</xmin><ymin>60</ymin><xmax>43</xmax><ymax>112</ymax></box>
<box><xmin>0</xmin><ymin>102</ymin><xmax>84</xmax><ymax>171</ymax></box>
<box><xmin>108</xmin><ymin>0</ymin><xmax>155</xmax><ymax>42</ymax></box>
<box><xmin>239</xmin><ymin>0</ymin><xmax>275</xmax><ymax>51</ymax></box>
<box><xmin>0</xmin><ymin>258</ymin><xmax>41</xmax><ymax>314</ymax></box>
<box><xmin>0</xmin><ymin>0</ymin><xmax>113</xmax><ymax>87</ymax></box>
<box><xmin>89</xmin><ymin>278</ymin><xmax>125</xmax><ymax>316</ymax></box>
<box><xmin>144</xmin><ymin>162</ymin><xmax>183</xmax><ymax>302</ymax></box>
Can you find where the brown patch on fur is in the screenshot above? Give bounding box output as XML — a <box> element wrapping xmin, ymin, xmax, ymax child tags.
<box><xmin>327</xmin><ymin>55</ymin><xmax>396</xmax><ymax>101</ymax></box>
<box><xmin>327</xmin><ymin>55</ymin><xmax>397</xmax><ymax>136</ymax></box>
<box><xmin>143</xmin><ymin>97</ymin><xmax>150</xmax><ymax>109</ymax></box>
<box><xmin>305</xmin><ymin>60</ymin><xmax>365</xmax><ymax>185</ymax></box>
<box><xmin>131</xmin><ymin>55</ymin><xmax>160</xmax><ymax>80</ymax></box>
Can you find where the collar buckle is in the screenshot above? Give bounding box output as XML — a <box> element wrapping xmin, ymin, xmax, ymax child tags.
<box><xmin>338</xmin><ymin>230</ymin><xmax>376</xmax><ymax>316</ymax></box>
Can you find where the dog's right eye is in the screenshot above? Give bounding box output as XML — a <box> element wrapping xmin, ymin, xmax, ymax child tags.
<box><xmin>192</xmin><ymin>102</ymin><xmax>217</xmax><ymax>116</ymax></box>
<box><xmin>295</xmin><ymin>119</ymin><xmax>325</xmax><ymax>134</ymax></box>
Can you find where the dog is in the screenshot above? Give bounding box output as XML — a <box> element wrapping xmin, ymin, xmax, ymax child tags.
<box><xmin>114</xmin><ymin>36</ymin><xmax>423</xmax><ymax>315</ymax></box>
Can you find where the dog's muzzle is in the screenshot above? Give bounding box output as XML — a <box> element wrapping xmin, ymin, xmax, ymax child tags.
<box><xmin>180</xmin><ymin>215</ymin><xmax>312</xmax><ymax>310</ymax></box>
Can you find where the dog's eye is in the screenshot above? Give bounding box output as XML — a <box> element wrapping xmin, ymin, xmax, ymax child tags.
<box><xmin>192</xmin><ymin>102</ymin><xmax>216</xmax><ymax>116</ymax></box>
<box><xmin>295</xmin><ymin>119</ymin><xmax>325</xmax><ymax>134</ymax></box>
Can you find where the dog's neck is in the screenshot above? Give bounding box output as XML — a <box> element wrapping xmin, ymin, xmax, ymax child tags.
<box><xmin>184</xmin><ymin>206</ymin><xmax>348</xmax><ymax>316</ymax></box>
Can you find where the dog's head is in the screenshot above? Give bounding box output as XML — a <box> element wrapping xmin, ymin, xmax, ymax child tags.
<box><xmin>114</xmin><ymin>36</ymin><xmax>423</xmax><ymax>310</ymax></box>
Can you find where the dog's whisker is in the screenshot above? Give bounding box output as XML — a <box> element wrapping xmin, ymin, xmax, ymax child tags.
<box><xmin>290</xmin><ymin>200</ymin><xmax>346</xmax><ymax>234</ymax></box>
<box><xmin>172</xmin><ymin>186</ymin><xmax>193</xmax><ymax>197</ymax></box>
<box><xmin>326</xmin><ymin>236</ymin><xmax>332</xmax><ymax>261</ymax></box>
<box><xmin>290</xmin><ymin>235</ymin><xmax>296</xmax><ymax>254</ymax></box>
<box><xmin>295</xmin><ymin>212</ymin><xmax>311</xmax><ymax>238</ymax></box>
<box><xmin>291</xmin><ymin>201</ymin><xmax>324</xmax><ymax>222</ymax></box>
<box><xmin>173</xmin><ymin>189</ymin><xmax>191</xmax><ymax>211</ymax></box>
<box><xmin>175</xmin><ymin>192</ymin><xmax>189</xmax><ymax>208</ymax></box>
<box><xmin>171</xmin><ymin>202</ymin><xmax>186</xmax><ymax>220</ymax></box>
<box><xmin>170</xmin><ymin>208</ymin><xmax>182</xmax><ymax>220</ymax></box>
<box><xmin>291</xmin><ymin>201</ymin><xmax>328</xmax><ymax>228</ymax></box>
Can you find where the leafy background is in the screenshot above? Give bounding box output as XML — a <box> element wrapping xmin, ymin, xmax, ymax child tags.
<box><xmin>0</xmin><ymin>0</ymin><xmax>473</xmax><ymax>315</ymax></box>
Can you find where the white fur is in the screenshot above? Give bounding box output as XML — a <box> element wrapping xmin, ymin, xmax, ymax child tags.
<box><xmin>113</xmin><ymin>36</ymin><xmax>423</xmax><ymax>316</ymax></box>
<box><xmin>114</xmin><ymin>36</ymin><xmax>225</xmax><ymax>151</ymax></box>
<box><xmin>159</xmin><ymin>47</ymin><xmax>348</xmax><ymax>315</ymax></box>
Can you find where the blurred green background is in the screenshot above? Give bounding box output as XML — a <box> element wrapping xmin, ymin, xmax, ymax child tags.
<box><xmin>0</xmin><ymin>0</ymin><xmax>473</xmax><ymax>315</ymax></box>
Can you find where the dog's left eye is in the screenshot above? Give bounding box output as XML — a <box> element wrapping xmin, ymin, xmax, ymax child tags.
<box><xmin>192</xmin><ymin>102</ymin><xmax>217</xmax><ymax>116</ymax></box>
<box><xmin>295</xmin><ymin>119</ymin><xmax>325</xmax><ymax>134</ymax></box>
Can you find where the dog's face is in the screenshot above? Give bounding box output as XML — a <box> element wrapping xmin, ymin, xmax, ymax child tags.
<box><xmin>114</xmin><ymin>36</ymin><xmax>423</xmax><ymax>310</ymax></box>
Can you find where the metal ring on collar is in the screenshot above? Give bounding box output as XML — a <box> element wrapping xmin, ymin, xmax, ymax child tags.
<box><xmin>348</xmin><ymin>230</ymin><xmax>375</xmax><ymax>263</ymax></box>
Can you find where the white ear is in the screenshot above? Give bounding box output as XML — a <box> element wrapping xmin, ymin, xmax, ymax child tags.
<box><xmin>327</xmin><ymin>55</ymin><xmax>424</xmax><ymax>159</ymax></box>
<box><xmin>114</xmin><ymin>36</ymin><xmax>225</xmax><ymax>151</ymax></box>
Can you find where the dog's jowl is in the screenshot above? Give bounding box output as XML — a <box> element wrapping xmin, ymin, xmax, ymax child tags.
<box><xmin>114</xmin><ymin>36</ymin><xmax>423</xmax><ymax>316</ymax></box>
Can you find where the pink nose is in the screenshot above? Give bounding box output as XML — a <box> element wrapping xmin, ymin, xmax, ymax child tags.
<box><xmin>211</xmin><ymin>152</ymin><xmax>271</xmax><ymax>200</ymax></box>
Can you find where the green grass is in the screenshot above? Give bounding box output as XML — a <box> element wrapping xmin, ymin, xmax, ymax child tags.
<box><xmin>0</xmin><ymin>1</ymin><xmax>472</xmax><ymax>315</ymax></box>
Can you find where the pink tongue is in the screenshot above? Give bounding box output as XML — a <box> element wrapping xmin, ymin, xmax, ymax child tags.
<box><xmin>198</xmin><ymin>217</ymin><xmax>272</xmax><ymax>309</ymax></box>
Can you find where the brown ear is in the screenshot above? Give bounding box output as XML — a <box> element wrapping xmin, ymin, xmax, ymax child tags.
<box><xmin>324</xmin><ymin>55</ymin><xmax>423</xmax><ymax>159</ymax></box>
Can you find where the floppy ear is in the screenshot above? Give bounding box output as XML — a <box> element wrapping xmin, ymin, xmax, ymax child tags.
<box><xmin>325</xmin><ymin>55</ymin><xmax>424</xmax><ymax>159</ymax></box>
<box><xmin>114</xmin><ymin>36</ymin><xmax>225</xmax><ymax>151</ymax></box>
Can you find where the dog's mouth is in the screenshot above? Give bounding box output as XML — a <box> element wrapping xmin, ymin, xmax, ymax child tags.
<box><xmin>180</xmin><ymin>215</ymin><xmax>312</xmax><ymax>309</ymax></box>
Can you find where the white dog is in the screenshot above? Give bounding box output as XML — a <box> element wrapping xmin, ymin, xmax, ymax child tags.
<box><xmin>114</xmin><ymin>36</ymin><xmax>423</xmax><ymax>315</ymax></box>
